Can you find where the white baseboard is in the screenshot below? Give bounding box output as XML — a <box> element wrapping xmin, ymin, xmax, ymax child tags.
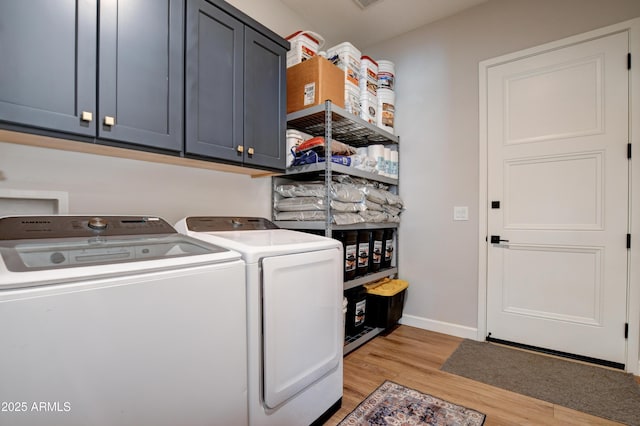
<box><xmin>399</xmin><ymin>314</ymin><xmax>478</xmax><ymax>340</ymax></box>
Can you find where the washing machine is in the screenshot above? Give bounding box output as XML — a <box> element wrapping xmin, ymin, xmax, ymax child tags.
<box><xmin>175</xmin><ymin>216</ymin><xmax>343</xmax><ymax>426</ymax></box>
<box><xmin>0</xmin><ymin>215</ymin><xmax>248</xmax><ymax>426</ymax></box>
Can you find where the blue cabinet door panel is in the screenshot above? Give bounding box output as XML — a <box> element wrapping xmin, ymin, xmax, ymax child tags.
<box><xmin>0</xmin><ymin>0</ymin><xmax>96</xmax><ymax>136</ymax></box>
<box><xmin>243</xmin><ymin>28</ymin><xmax>286</xmax><ymax>170</ymax></box>
<box><xmin>99</xmin><ymin>0</ymin><xmax>184</xmax><ymax>151</ymax></box>
<box><xmin>185</xmin><ymin>0</ymin><xmax>244</xmax><ymax>162</ymax></box>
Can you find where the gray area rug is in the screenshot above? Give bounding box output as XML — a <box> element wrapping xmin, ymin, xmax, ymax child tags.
<box><xmin>441</xmin><ymin>339</ymin><xmax>640</xmax><ymax>425</ymax></box>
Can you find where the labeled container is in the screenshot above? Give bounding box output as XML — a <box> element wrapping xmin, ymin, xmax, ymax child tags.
<box><xmin>335</xmin><ymin>230</ymin><xmax>358</xmax><ymax>281</ymax></box>
<box><xmin>345</xmin><ymin>286</ymin><xmax>367</xmax><ymax>336</ymax></box>
<box><xmin>286</xmin><ymin>56</ymin><xmax>345</xmax><ymax>113</ymax></box>
<box><xmin>344</xmin><ymin>83</ymin><xmax>361</xmax><ymax>117</ymax></box>
<box><xmin>370</xmin><ymin>229</ymin><xmax>384</xmax><ymax>272</ymax></box>
<box><xmin>389</xmin><ymin>149</ymin><xmax>399</xmax><ymax>179</ymax></box>
<box><xmin>359</xmin><ymin>91</ymin><xmax>377</xmax><ymax>125</ymax></box>
<box><xmin>356</xmin><ymin>230</ymin><xmax>370</xmax><ymax>277</ymax></box>
<box><xmin>381</xmin><ymin>228</ymin><xmax>394</xmax><ymax>269</ymax></box>
<box><xmin>377</xmin><ymin>59</ymin><xmax>395</xmax><ymax>91</ymax></box>
<box><xmin>327</xmin><ymin>42</ymin><xmax>362</xmax><ymax>88</ymax></box>
<box><xmin>367</xmin><ymin>144</ymin><xmax>385</xmax><ymax>174</ymax></box>
<box><xmin>359</xmin><ymin>56</ymin><xmax>378</xmax><ymax>97</ymax></box>
<box><xmin>285</xmin><ymin>30</ymin><xmax>324</xmax><ymax>68</ymax></box>
<box><xmin>286</xmin><ymin>129</ymin><xmax>306</xmax><ymax>167</ymax></box>
<box><xmin>365</xmin><ymin>278</ymin><xmax>408</xmax><ymax>329</ymax></box>
<box><xmin>377</xmin><ymin>88</ymin><xmax>395</xmax><ymax>134</ymax></box>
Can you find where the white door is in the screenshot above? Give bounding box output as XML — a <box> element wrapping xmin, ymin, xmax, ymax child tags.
<box><xmin>486</xmin><ymin>31</ymin><xmax>629</xmax><ymax>366</ymax></box>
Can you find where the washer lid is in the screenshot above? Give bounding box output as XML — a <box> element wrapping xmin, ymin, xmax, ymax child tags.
<box><xmin>176</xmin><ymin>217</ymin><xmax>341</xmax><ymax>263</ymax></box>
<box><xmin>0</xmin><ymin>216</ymin><xmax>241</xmax><ymax>289</ymax></box>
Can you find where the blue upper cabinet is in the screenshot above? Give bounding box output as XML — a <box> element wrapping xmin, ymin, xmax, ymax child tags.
<box><xmin>0</xmin><ymin>0</ymin><xmax>287</xmax><ymax>171</ymax></box>
<box><xmin>99</xmin><ymin>0</ymin><xmax>184</xmax><ymax>151</ymax></box>
<box><xmin>244</xmin><ymin>28</ymin><xmax>287</xmax><ymax>170</ymax></box>
<box><xmin>0</xmin><ymin>0</ymin><xmax>97</xmax><ymax>137</ymax></box>
<box><xmin>0</xmin><ymin>0</ymin><xmax>184</xmax><ymax>152</ymax></box>
<box><xmin>185</xmin><ymin>0</ymin><xmax>288</xmax><ymax>170</ymax></box>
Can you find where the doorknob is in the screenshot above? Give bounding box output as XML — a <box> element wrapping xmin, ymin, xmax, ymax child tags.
<box><xmin>490</xmin><ymin>235</ymin><xmax>509</xmax><ymax>244</ymax></box>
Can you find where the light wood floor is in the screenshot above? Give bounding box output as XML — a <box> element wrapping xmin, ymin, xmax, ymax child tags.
<box><xmin>324</xmin><ymin>325</ymin><xmax>637</xmax><ymax>425</ymax></box>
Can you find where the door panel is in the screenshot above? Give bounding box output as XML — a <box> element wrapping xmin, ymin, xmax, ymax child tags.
<box><xmin>262</xmin><ymin>249</ymin><xmax>342</xmax><ymax>409</ymax></box>
<box><xmin>244</xmin><ymin>28</ymin><xmax>287</xmax><ymax>170</ymax></box>
<box><xmin>0</xmin><ymin>0</ymin><xmax>96</xmax><ymax>136</ymax></box>
<box><xmin>505</xmin><ymin>56</ymin><xmax>603</xmax><ymax>144</ymax></box>
<box><xmin>99</xmin><ymin>0</ymin><xmax>184</xmax><ymax>150</ymax></box>
<box><xmin>502</xmin><ymin>244</ymin><xmax>603</xmax><ymax>324</ymax></box>
<box><xmin>505</xmin><ymin>152</ymin><xmax>602</xmax><ymax>229</ymax></box>
<box><xmin>487</xmin><ymin>31</ymin><xmax>628</xmax><ymax>364</ymax></box>
<box><xmin>185</xmin><ymin>0</ymin><xmax>244</xmax><ymax>161</ymax></box>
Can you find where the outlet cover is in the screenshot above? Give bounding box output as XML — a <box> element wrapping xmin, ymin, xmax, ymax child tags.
<box><xmin>453</xmin><ymin>206</ymin><xmax>469</xmax><ymax>221</ymax></box>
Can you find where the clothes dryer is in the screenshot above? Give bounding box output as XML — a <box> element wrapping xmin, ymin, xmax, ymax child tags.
<box><xmin>175</xmin><ymin>217</ymin><xmax>343</xmax><ymax>426</ymax></box>
<box><xmin>0</xmin><ymin>215</ymin><xmax>248</xmax><ymax>426</ymax></box>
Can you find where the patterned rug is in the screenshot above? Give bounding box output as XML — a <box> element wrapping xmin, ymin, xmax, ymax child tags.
<box><xmin>338</xmin><ymin>380</ymin><xmax>486</xmax><ymax>425</ymax></box>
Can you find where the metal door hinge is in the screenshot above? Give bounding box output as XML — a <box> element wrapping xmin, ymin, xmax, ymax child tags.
<box><xmin>627</xmin><ymin>234</ymin><xmax>631</xmax><ymax>249</ymax></box>
<box><xmin>628</xmin><ymin>53</ymin><xmax>631</xmax><ymax>70</ymax></box>
<box><xmin>628</xmin><ymin>143</ymin><xmax>632</xmax><ymax>159</ymax></box>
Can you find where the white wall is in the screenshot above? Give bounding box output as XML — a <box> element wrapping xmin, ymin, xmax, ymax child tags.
<box><xmin>364</xmin><ymin>0</ymin><xmax>640</xmax><ymax>334</ymax></box>
<box><xmin>0</xmin><ymin>0</ymin><xmax>312</xmax><ymax>225</ymax></box>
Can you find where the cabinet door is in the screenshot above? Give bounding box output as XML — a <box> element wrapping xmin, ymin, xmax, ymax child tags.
<box><xmin>244</xmin><ymin>28</ymin><xmax>287</xmax><ymax>170</ymax></box>
<box><xmin>0</xmin><ymin>0</ymin><xmax>96</xmax><ymax>136</ymax></box>
<box><xmin>99</xmin><ymin>0</ymin><xmax>184</xmax><ymax>151</ymax></box>
<box><xmin>185</xmin><ymin>0</ymin><xmax>244</xmax><ymax>162</ymax></box>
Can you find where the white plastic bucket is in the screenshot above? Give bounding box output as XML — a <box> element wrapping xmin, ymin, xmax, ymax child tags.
<box><xmin>359</xmin><ymin>91</ymin><xmax>377</xmax><ymax>124</ymax></box>
<box><xmin>286</xmin><ymin>129</ymin><xmax>306</xmax><ymax>167</ymax></box>
<box><xmin>367</xmin><ymin>144</ymin><xmax>385</xmax><ymax>174</ymax></box>
<box><xmin>377</xmin><ymin>88</ymin><xmax>395</xmax><ymax>134</ymax></box>
<box><xmin>377</xmin><ymin>60</ymin><xmax>395</xmax><ymax>91</ymax></box>
<box><xmin>286</xmin><ymin>30</ymin><xmax>325</xmax><ymax>68</ymax></box>
<box><xmin>383</xmin><ymin>147</ymin><xmax>391</xmax><ymax>177</ymax></box>
<box><xmin>360</xmin><ymin>56</ymin><xmax>378</xmax><ymax>97</ymax></box>
<box><xmin>327</xmin><ymin>42</ymin><xmax>362</xmax><ymax>89</ymax></box>
<box><xmin>344</xmin><ymin>83</ymin><xmax>361</xmax><ymax>117</ymax></box>
<box><xmin>389</xmin><ymin>149</ymin><xmax>399</xmax><ymax>179</ymax></box>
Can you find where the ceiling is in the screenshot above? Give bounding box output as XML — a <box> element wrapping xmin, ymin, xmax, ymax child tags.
<box><xmin>280</xmin><ymin>0</ymin><xmax>488</xmax><ymax>50</ymax></box>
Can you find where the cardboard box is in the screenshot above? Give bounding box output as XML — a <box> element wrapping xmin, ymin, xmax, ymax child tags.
<box><xmin>287</xmin><ymin>56</ymin><xmax>345</xmax><ymax>113</ymax></box>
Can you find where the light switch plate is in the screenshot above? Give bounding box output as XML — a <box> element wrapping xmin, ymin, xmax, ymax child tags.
<box><xmin>453</xmin><ymin>206</ymin><xmax>469</xmax><ymax>221</ymax></box>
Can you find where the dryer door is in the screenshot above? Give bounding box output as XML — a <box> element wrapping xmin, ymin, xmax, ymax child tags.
<box><xmin>262</xmin><ymin>248</ymin><xmax>342</xmax><ymax>409</ymax></box>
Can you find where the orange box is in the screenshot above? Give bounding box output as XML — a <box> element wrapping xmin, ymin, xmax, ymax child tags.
<box><xmin>287</xmin><ymin>56</ymin><xmax>345</xmax><ymax>113</ymax></box>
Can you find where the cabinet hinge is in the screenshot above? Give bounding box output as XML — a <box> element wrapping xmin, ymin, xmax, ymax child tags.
<box><xmin>625</xmin><ymin>322</ymin><xmax>629</xmax><ymax>339</ymax></box>
<box><xmin>627</xmin><ymin>234</ymin><xmax>631</xmax><ymax>249</ymax></box>
<box><xmin>628</xmin><ymin>53</ymin><xmax>632</xmax><ymax>70</ymax></box>
<box><xmin>628</xmin><ymin>143</ymin><xmax>632</xmax><ymax>159</ymax></box>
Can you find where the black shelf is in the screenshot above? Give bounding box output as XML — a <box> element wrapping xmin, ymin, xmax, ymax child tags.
<box><xmin>344</xmin><ymin>326</ymin><xmax>385</xmax><ymax>355</ymax></box>
<box><xmin>344</xmin><ymin>268</ymin><xmax>398</xmax><ymax>291</ymax></box>
<box><xmin>285</xmin><ymin>162</ymin><xmax>398</xmax><ymax>185</ymax></box>
<box><xmin>287</xmin><ymin>104</ymin><xmax>399</xmax><ymax>146</ymax></box>
<box><xmin>273</xmin><ymin>221</ymin><xmax>399</xmax><ymax>231</ymax></box>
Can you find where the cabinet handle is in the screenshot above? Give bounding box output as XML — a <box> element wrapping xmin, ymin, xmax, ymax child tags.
<box><xmin>247</xmin><ymin>147</ymin><xmax>255</xmax><ymax>155</ymax></box>
<box><xmin>237</xmin><ymin>145</ymin><xmax>244</xmax><ymax>153</ymax></box>
<box><xmin>81</xmin><ymin>111</ymin><xmax>93</xmax><ymax>122</ymax></box>
<box><xmin>104</xmin><ymin>116</ymin><xmax>116</xmax><ymax>127</ymax></box>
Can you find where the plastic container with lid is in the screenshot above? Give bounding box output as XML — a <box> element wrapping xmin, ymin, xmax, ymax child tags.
<box><xmin>370</xmin><ymin>229</ymin><xmax>384</xmax><ymax>272</ymax></box>
<box><xmin>345</xmin><ymin>286</ymin><xmax>367</xmax><ymax>336</ymax></box>
<box><xmin>285</xmin><ymin>30</ymin><xmax>325</xmax><ymax>68</ymax></box>
<box><xmin>381</xmin><ymin>228</ymin><xmax>394</xmax><ymax>269</ymax></box>
<box><xmin>335</xmin><ymin>230</ymin><xmax>358</xmax><ymax>281</ymax></box>
<box><xmin>356</xmin><ymin>230</ymin><xmax>370</xmax><ymax>277</ymax></box>
<box><xmin>365</xmin><ymin>278</ymin><xmax>408</xmax><ymax>329</ymax></box>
